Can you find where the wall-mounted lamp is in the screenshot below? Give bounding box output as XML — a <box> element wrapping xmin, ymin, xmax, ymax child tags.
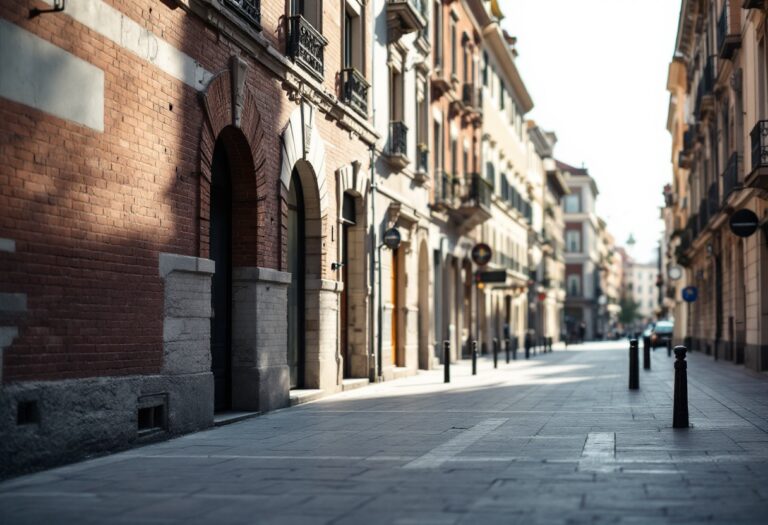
<box><xmin>331</xmin><ymin>262</ymin><xmax>345</xmax><ymax>271</ymax></box>
<box><xmin>30</xmin><ymin>0</ymin><xmax>66</xmax><ymax>18</ymax></box>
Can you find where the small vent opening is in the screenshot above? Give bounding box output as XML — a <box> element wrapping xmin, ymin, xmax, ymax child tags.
<box><xmin>137</xmin><ymin>394</ymin><xmax>168</xmax><ymax>436</ymax></box>
<box><xmin>17</xmin><ymin>400</ymin><xmax>40</xmax><ymax>425</ymax></box>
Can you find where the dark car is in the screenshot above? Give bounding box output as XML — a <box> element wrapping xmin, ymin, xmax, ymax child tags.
<box><xmin>650</xmin><ymin>320</ymin><xmax>674</xmax><ymax>348</ymax></box>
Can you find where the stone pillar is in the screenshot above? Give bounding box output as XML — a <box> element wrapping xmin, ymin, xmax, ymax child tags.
<box><xmin>306</xmin><ymin>279</ymin><xmax>342</xmax><ymax>391</ymax></box>
<box><xmin>231</xmin><ymin>267</ymin><xmax>291</xmax><ymax>412</ymax></box>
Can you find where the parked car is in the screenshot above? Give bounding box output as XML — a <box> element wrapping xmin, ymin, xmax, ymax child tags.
<box><xmin>650</xmin><ymin>320</ymin><xmax>674</xmax><ymax>348</ymax></box>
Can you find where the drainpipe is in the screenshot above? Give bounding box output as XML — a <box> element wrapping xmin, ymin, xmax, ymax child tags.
<box><xmin>368</xmin><ymin>4</ymin><xmax>377</xmax><ymax>383</ymax></box>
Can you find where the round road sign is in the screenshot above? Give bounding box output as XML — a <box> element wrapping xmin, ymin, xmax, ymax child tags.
<box><xmin>471</xmin><ymin>243</ymin><xmax>492</xmax><ymax>266</ymax></box>
<box><xmin>682</xmin><ymin>286</ymin><xmax>698</xmax><ymax>303</ymax></box>
<box><xmin>383</xmin><ymin>228</ymin><xmax>401</xmax><ymax>249</ymax></box>
<box><xmin>729</xmin><ymin>209</ymin><xmax>760</xmax><ymax>238</ymax></box>
<box><xmin>668</xmin><ymin>265</ymin><xmax>683</xmax><ymax>281</ymax></box>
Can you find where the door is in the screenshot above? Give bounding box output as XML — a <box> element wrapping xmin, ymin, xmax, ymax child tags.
<box><xmin>391</xmin><ymin>247</ymin><xmax>399</xmax><ymax>366</ymax></box>
<box><xmin>210</xmin><ymin>141</ymin><xmax>232</xmax><ymax>412</ymax></box>
<box><xmin>287</xmin><ymin>170</ymin><xmax>306</xmax><ymax>389</ymax></box>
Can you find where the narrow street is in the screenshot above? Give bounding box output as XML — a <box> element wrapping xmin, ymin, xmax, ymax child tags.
<box><xmin>2</xmin><ymin>342</ymin><xmax>768</xmax><ymax>524</ymax></box>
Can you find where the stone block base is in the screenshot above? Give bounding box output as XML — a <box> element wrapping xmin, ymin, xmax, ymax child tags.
<box><xmin>0</xmin><ymin>372</ymin><xmax>212</xmax><ymax>477</ymax></box>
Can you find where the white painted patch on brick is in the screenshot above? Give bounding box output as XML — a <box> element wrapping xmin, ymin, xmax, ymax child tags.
<box><xmin>0</xmin><ymin>20</ymin><xmax>104</xmax><ymax>131</ymax></box>
<box><xmin>0</xmin><ymin>238</ymin><xmax>15</xmax><ymax>253</ymax></box>
<box><xmin>41</xmin><ymin>0</ymin><xmax>213</xmax><ymax>91</ymax></box>
<box><xmin>403</xmin><ymin>418</ymin><xmax>509</xmax><ymax>469</ymax></box>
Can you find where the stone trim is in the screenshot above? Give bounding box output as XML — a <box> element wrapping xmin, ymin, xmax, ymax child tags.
<box><xmin>232</xmin><ymin>267</ymin><xmax>292</xmax><ymax>285</ymax></box>
<box><xmin>306</xmin><ymin>279</ymin><xmax>343</xmax><ymax>293</ymax></box>
<box><xmin>159</xmin><ymin>253</ymin><xmax>215</xmax><ymax>279</ymax></box>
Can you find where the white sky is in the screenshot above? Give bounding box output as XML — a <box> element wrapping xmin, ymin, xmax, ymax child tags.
<box><xmin>502</xmin><ymin>0</ymin><xmax>682</xmax><ymax>264</ymax></box>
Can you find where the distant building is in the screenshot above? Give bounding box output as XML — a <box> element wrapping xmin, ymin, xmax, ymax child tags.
<box><xmin>560</xmin><ymin>160</ymin><xmax>601</xmax><ymax>340</ymax></box>
<box><xmin>629</xmin><ymin>262</ymin><xmax>659</xmax><ymax>322</ymax></box>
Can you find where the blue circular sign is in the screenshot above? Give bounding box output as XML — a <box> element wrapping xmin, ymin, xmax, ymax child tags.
<box><xmin>682</xmin><ymin>286</ymin><xmax>698</xmax><ymax>303</ymax></box>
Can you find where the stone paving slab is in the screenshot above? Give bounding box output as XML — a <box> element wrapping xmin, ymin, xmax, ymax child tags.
<box><xmin>2</xmin><ymin>341</ymin><xmax>768</xmax><ymax>524</ymax></box>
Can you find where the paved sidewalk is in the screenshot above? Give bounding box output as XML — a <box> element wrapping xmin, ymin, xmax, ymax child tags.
<box><xmin>2</xmin><ymin>341</ymin><xmax>768</xmax><ymax>524</ymax></box>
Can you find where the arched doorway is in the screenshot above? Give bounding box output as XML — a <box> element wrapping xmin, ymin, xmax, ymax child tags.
<box><xmin>340</xmin><ymin>192</ymin><xmax>355</xmax><ymax>378</ymax></box>
<box><xmin>418</xmin><ymin>240</ymin><xmax>430</xmax><ymax>369</ymax></box>
<box><xmin>210</xmin><ymin>138</ymin><xmax>233</xmax><ymax>411</ymax></box>
<box><xmin>287</xmin><ymin>168</ymin><xmax>306</xmax><ymax>389</ymax></box>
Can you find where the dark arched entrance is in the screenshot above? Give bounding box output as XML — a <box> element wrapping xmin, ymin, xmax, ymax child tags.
<box><xmin>210</xmin><ymin>138</ymin><xmax>233</xmax><ymax>412</ymax></box>
<box><xmin>287</xmin><ymin>168</ymin><xmax>306</xmax><ymax>388</ymax></box>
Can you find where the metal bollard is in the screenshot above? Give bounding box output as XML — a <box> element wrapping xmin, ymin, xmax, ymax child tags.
<box><xmin>643</xmin><ymin>336</ymin><xmax>651</xmax><ymax>371</ymax></box>
<box><xmin>629</xmin><ymin>339</ymin><xmax>639</xmax><ymax>390</ymax></box>
<box><xmin>673</xmin><ymin>346</ymin><xmax>689</xmax><ymax>428</ymax></box>
<box><xmin>512</xmin><ymin>337</ymin><xmax>518</xmax><ymax>360</ymax></box>
<box><xmin>667</xmin><ymin>338</ymin><xmax>672</xmax><ymax>358</ymax></box>
<box><xmin>493</xmin><ymin>338</ymin><xmax>499</xmax><ymax>369</ymax></box>
<box><xmin>444</xmin><ymin>340</ymin><xmax>450</xmax><ymax>383</ymax></box>
<box><xmin>472</xmin><ymin>340</ymin><xmax>478</xmax><ymax>376</ymax></box>
<box><xmin>505</xmin><ymin>338</ymin><xmax>510</xmax><ymax>364</ymax></box>
<box><xmin>525</xmin><ymin>334</ymin><xmax>531</xmax><ymax>359</ymax></box>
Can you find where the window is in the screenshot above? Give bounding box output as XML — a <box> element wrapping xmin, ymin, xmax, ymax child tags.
<box><xmin>564</xmin><ymin>193</ymin><xmax>581</xmax><ymax>213</ymax></box>
<box><xmin>292</xmin><ymin>0</ymin><xmax>321</xmax><ymax>29</ymax></box>
<box><xmin>434</xmin><ymin>1</ymin><xmax>442</xmax><ymax>69</ymax></box>
<box><xmin>389</xmin><ymin>66</ymin><xmax>403</xmax><ymax>122</ymax></box>
<box><xmin>567</xmin><ymin>274</ymin><xmax>581</xmax><ymax>296</ymax></box>
<box><xmin>482</xmin><ymin>51</ymin><xmax>488</xmax><ymax>86</ymax></box>
<box><xmin>566</xmin><ymin>230</ymin><xmax>582</xmax><ymax>253</ymax></box>
<box><xmin>450</xmin><ymin>20</ymin><xmax>457</xmax><ymax>77</ymax></box>
<box><xmin>462</xmin><ymin>34</ymin><xmax>469</xmax><ymax>82</ymax></box>
<box><xmin>451</xmin><ymin>138</ymin><xmax>457</xmax><ymax>176</ymax></box>
<box><xmin>486</xmin><ymin>161</ymin><xmax>495</xmax><ymax>188</ymax></box>
<box><xmin>499</xmin><ymin>82</ymin><xmax>506</xmax><ymax>110</ymax></box>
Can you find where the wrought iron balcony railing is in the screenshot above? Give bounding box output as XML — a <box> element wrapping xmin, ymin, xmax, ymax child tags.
<box><xmin>341</xmin><ymin>68</ymin><xmax>369</xmax><ymax>117</ymax></box>
<box><xmin>462</xmin><ymin>83</ymin><xmax>479</xmax><ymax>109</ymax></box>
<box><xmin>386</xmin><ymin>0</ymin><xmax>427</xmax><ymax>40</ymax></box>
<box><xmin>721</xmin><ymin>152</ymin><xmax>741</xmax><ymax>203</ymax></box>
<box><xmin>416</xmin><ymin>144</ymin><xmax>429</xmax><ymax>174</ymax></box>
<box><xmin>288</xmin><ymin>15</ymin><xmax>327</xmax><ymax>81</ymax></box>
<box><xmin>698</xmin><ymin>198</ymin><xmax>709</xmax><ymax>232</ymax></box>
<box><xmin>717</xmin><ymin>2</ymin><xmax>741</xmax><ymax>59</ymax></box>
<box><xmin>435</xmin><ymin>170</ymin><xmax>456</xmax><ymax>206</ymax></box>
<box><xmin>464</xmin><ymin>173</ymin><xmax>492</xmax><ymax>212</ymax></box>
<box><xmin>389</xmin><ymin>121</ymin><xmax>408</xmax><ymax>157</ymax></box>
<box><xmin>225</xmin><ymin>0</ymin><xmax>261</xmax><ymax>28</ymax></box>
<box><xmin>750</xmin><ymin>120</ymin><xmax>768</xmax><ymax>172</ymax></box>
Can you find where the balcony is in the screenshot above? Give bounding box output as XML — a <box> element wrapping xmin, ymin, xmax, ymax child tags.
<box><xmin>462</xmin><ymin>84</ymin><xmax>480</xmax><ymax>109</ymax></box>
<box><xmin>288</xmin><ymin>15</ymin><xmax>328</xmax><ymax>81</ymax></box>
<box><xmin>384</xmin><ymin>121</ymin><xmax>409</xmax><ymax>170</ymax></box>
<box><xmin>717</xmin><ymin>2</ymin><xmax>741</xmax><ymax>60</ymax></box>
<box><xmin>414</xmin><ymin>144</ymin><xmax>429</xmax><ymax>184</ymax></box>
<box><xmin>341</xmin><ymin>68</ymin><xmax>369</xmax><ymax>118</ymax></box>
<box><xmin>707</xmin><ymin>181</ymin><xmax>720</xmax><ymax>217</ymax></box>
<box><xmin>433</xmin><ymin>170</ymin><xmax>457</xmax><ymax>209</ymax></box>
<box><xmin>224</xmin><ymin>0</ymin><xmax>261</xmax><ymax>28</ymax></box>
<box><xmin>386</xmin><ymin>0</ymin><xmax>427</xmax><ymax>42</ymax></box>
<box><xmin>452</xmin><ymin>173</ymin><xmax>492</xmax><ymax>231</ymax></box>
<box><xmin>695</xmin><ymin>59</ymin><xmax>715</xmax><ymax>118</ymax></box>
<box><xmin>721</xmin><ymin>152</ymin><xmax>742</xmax><ymax>204</ymax></box>
<box><xmin>747</xmin><ymin>120</ymin><xmax>768</xmax><ymax>189</ymax></box>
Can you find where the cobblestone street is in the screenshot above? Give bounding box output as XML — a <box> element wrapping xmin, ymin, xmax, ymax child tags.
<box><xmin>2</xmin><ymin>341</ymin><xmax>768</xmax><ymax>524</ymax></box>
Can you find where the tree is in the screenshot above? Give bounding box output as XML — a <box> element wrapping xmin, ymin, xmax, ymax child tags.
<box><xmin>619</xmin><ymin>296</ymin><xmax>640</xmax><ymax>326</ymax></box>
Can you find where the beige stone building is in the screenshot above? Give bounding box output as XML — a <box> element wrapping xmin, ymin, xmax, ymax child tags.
<box><xmin>665</xmin><ymin>0</ymin><xmax>768</xmax><ymax>370</ymax></box>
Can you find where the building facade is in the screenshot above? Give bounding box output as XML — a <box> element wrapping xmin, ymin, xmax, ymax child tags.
<box><xmin>560</xmin><ymin>161</ymin><xmax>602</xmax><ymax>341</ymax></box>
<box><xmin>0</xmin><ymin>0</ymin><xmax>378</xmax><ymax>471</ymax></box>
<box><xmin>665</xmin><ymin>0</ymin><xmax>768</xmax><ymax>370</ymax></box>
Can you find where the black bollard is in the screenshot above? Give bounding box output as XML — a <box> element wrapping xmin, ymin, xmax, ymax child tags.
<box><xmin>667</xmin><ymin>338</ymin><xmax>672</xmax><ymax>358</ymax></box>
<box><xmin>512</xmin><ymin>337</ymin><xmax>518</xmax><ymax>360</ymax></box>
<box><xmin>444</xmin><ymin>340</ymin><xmax>450</xmax><ymax>383</ymax></box>
<box><xmin>472</xmin><ymin>340</ymin><xmax>478</xmax><ymax>376</ymax></box>
<box><xmin>524</xmin><ymin>334</ymin><xmax>531</xmax><ymax>359</ymax></box>
<box><xmin>505</xmin><ymin>338</ymin><xmax>510</xmax><ymax>364</ymax></box>
<box><xmin>493</xmin><ymin>338</ymin><xmax>499</xmax><ymax>369</ymax></box>
<box><xmin>673</xmin><ymin>346</ymin><xmax>689</xmax><ymax>428</ymax></box>
<box><xmin>629</xmin><ymin>339</ymin><xmax>639</xmax><ymax>390</ymax></box>
<box><xmin>643</xmin><ymin>337</ymin><xmax>651</xmax><ymax>371</ymax></box>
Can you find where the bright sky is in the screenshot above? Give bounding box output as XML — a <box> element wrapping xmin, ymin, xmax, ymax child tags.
<box><xmin>502</xmin><ymin>0</ymin><xmax>681</xmax><ymax>264</ymax></box>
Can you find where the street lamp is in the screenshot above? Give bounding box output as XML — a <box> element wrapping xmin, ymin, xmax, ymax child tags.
<box><xmin>376</xmin><ymin>227</ymin><xmax>401</xmax><ymax>380</ymax></box>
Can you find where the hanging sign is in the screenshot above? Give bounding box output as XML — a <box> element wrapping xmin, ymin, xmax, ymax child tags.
<box><xmin>383</xmin><ymin>228</ymin><xmax>401</xmax><ymax>249</ymax></box>
<box><xmin>471</xmin><ymin>243</ymin><xmax>492</xmax><ymax>266</ymax></box>
<box><xmin>682</xmin><ymin>286</ymin><xmax>698</xmax><ymax>303</ymax></box>
<box><xmin>475</xmin><ymin>270</ymin><xmax>506</xmax><ymax>284</ymax></box>
<box><xmin>729</xmin><ymin>209</ymin><xmax>760</xmax><ymax>238</ymax></box>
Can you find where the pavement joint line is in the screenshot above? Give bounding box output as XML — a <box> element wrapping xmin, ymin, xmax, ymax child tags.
<box><xmin>403</xmin><ymin>418</ymin><xmax>509</xmax><ymax>469</ymax></box>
